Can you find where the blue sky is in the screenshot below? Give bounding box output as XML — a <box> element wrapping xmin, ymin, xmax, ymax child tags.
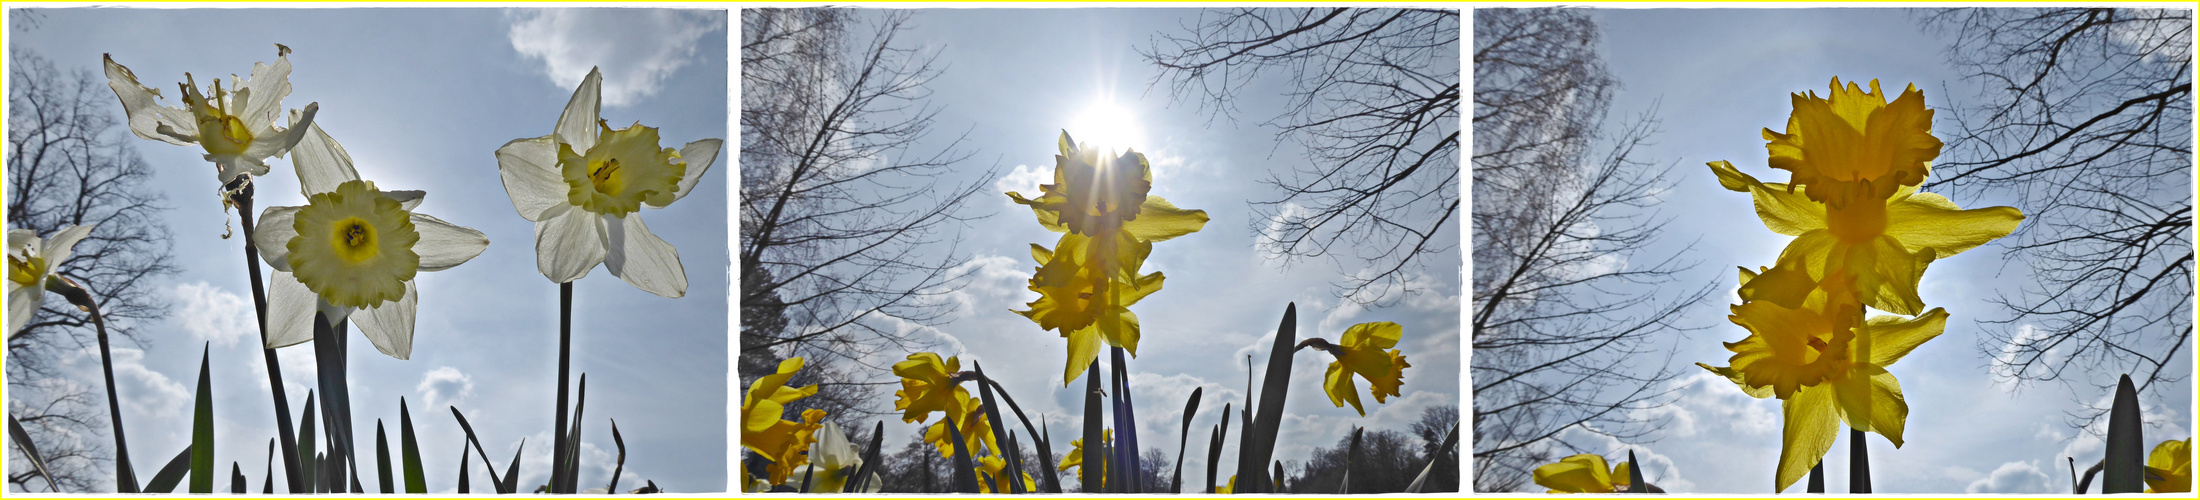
<box><xmin>8</xmin><ymin>7</ymin><xmax>728</xmax><ymax>492</ymax></box>
<box><xmin>779</xmin><ymin>8</ymin><xmax>1463</xmax><ymax>485</ymax></box>
<box><xmin>1520</xmin><ymin>8</ymin><xmax>2196</xmax><ymax>494</ymax></box>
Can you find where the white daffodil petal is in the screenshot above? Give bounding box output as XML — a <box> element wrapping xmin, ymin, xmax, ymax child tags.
<box><xmin>42</xmin><ymin>225</ymin><xmax>96</xmax><ymax>265</ymax></box>
<box><xmin>7</xmin><ymin>229</ymin><xmax>34</xmax><ymax>253</ymax></box>
<box><xmin>494</xmin><ymin>136</ymin><xmax>568</xmax><ymax>221</ymax></box>
<box><xmin>238</xmin><ymin>56</ymin><xmax>292</xmax><ymax>131</ymax></box>
<box><xmin>535</xmin><ymin>205</ymin><xmax>607</xmax><ymax>283</ymax></box>
<box><xmin>670</xmin><ymin>138</ymin><xmax>722</xmax><ymax>204</ymax></box>
<box><xmin>266</xmin><ymin>271</ymin><xmax>317</xmax><ymax>348</ymax></box>
<box><xmin>555</xmin><ymin>68</ymin><xmax>603</xmax><ymax>153</ymax></box>
<box><xmin>215</xmin><ymin>158</ymin><xmax>272</xmax><ymax>186</ymax></box>
<box><xmin>289</xmin><ymin>122</ymin><xmax>360</xmax><ymax>196</ymax></box>
<box><xmin>411</xmin><ymin>213</ymin><xmax>489</xmax><ymax>272</ymax></box>
<box><xmin>315</xmin><ymin>299</ymin><xmax>353</xmax><ymax>327</ymax></box>
<box><xmin>8</xmin><ymin>283</ymin><xmax>42</xmax><ymax>336</ymax></box>
<box><xmin>350</xmin><ymin>280</ymin><xmax>417</xmax><ymax>360</ymax></box>
<box><xmin>101</xmin><ymin>54</ymin><xmax>198</xmax><ymax>146</ymax></box>
<box><xmin>253</xmin><ymin>206</ymin><xmax>304</xmax><ymax>272</ymax></box>
<box><xmin>383</xmin><ymin>190</ymin><xmax>426</xmax><ymax>211</ymax></box>
<box><xmin>605</xmin><ymin>214</ymin><xmax>686</xmax><ymax>298</ymax></box>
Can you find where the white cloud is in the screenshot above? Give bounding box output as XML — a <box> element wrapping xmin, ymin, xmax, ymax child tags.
<box><xmin>108</xmin><ymin>347</ymin><xmax>194</xmax><ymax>420</ymax></box>
<box><xmin>506</xmin><ymin>9</ymin><xmax>722</xmax><ymax>106</ymax></box>
<box><xmin>165</xmin><ymin>281</ymin><xmax>254</xmax><ymax>347</ymax></box>
<box><xmin>417</xmin><ymin>366</ymin><xmax>476</xmax><ymax>410</ymax></box>
<box><xmin>1552</xmin><ymin>425</ymin><xmax>1696</xmax><ymax>493</ymax></box>
<box><xmin>1254</xmin><ymin>202</ymin><xmax>1311</xmax><ymax>265</ymax></box>
<box><xmin>1990</xmin><ymin>324</ymin><xmax>2061</xmax><ymax>391</ymax></box>
<box><xmin>1635</xmin><ymin>372</ymin><xmax>1779</xmax><ymax>438</ymax></box>
<box><xmin>1965</xmin><ymin>460</ymin><xmax>2054</xmax><ymax>494</ymax></box>
<box><xmin>996</xmin><ymin>164</ymin><xmax>1052</xmax><ymax>204</ymax></box>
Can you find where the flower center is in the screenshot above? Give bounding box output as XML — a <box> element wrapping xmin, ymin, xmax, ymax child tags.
<box><xmin>185</xmin><ymin>76</ymin><xmax>254</xmax><ymax>157</ymax></box>
<box><xmin>287</xmin><ymin>180</ymin><xmax>421</xmax><ymax>309</ymax></box>
<box><xmin>330</xmin><ymin>217</ymin><xmax>378</xmax><ymax>264</ymax></box>
<box><xmin>1825</xmin><ymin>197</ymin><xmax>1887</xmax><ymax>243</ymax></box>
<box><xmin>589</xmin><ymin>158</ymin><xmax>625</xmax><ymax>195</ymax></box>
<box><xmin>7</xmin><ymin>255</ymin><xmax>45</xmax><ymax>287</ymax></box>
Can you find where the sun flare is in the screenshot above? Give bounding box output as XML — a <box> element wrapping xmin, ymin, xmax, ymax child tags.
<box><xmin>1067</xmin><ymin>101</ymin><xmax>1146</xmax><ymax>155</ymax></box>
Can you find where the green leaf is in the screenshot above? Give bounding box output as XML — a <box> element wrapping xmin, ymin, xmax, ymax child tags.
<box><xmin>399</xmin><ymin>398</ymin><xmax>426</xmax><ymax>493</ymax></box>
<box><xmin>299</xmin><ymin>391</ymin><xmax>318</xmax><ymax>493</ymax></box>
<box><xmin>1172</xmin><ymin>387</ymin><xmax>1202</xmax><ymax>493</ymax></box>
<box><xmin>946</xmin><ymin>419</ymin><xmax>979</xmax><ymax>493</ymax></box>
<box><xmin>1205</xmin><ymin>404</ymin><xmax>1229</xmax><ymax>493</ymax></box>
<box><xmin>1405</xmin><ymin>422</ymin><xmax>1457</xmax><ymax>493</ymax></box>
<box><xmin>190</xmin><ymin>345</ymin><xmax>215</xmax><ymax>493</ymax></box>
<box><xmin>561</xmin><ymin>374</ymin><xmax>588</xmax><ymax>493</ymax></box>
<box><xmin>7</xmin><ymin>415</ymin><xmax>59</xmax><ymax>492</ymax></box>
<box><xmin>1341</xmin><ymin>427</ymin><xmax>1361</xmax><ymax>494</ymax></box>
<box><xmin>231</xmin><ymin>462</ymin><xmax>247</xmax><ymax>493</ymax></box>
<box><xmin>263</xmin><ymin>439</ymin><xmax>275</xmax><ymax>494</ymax></box>
<box><xmin>1082</xmin><ymin>360</ymin><xmax>1104</xmax><ymax>492</ymax></box>
<box><xmin>448</xmin><ymin>406</ymin><xmax>508</xmax><ymax>492</ymax></box>
<box><xmin>375</xmin><ymin>419</ymin><xmax>394</xmax><ymax>493</ymax></box>
<box><xmin>2104</xmin><ymin>374</ymin><xmax>2146</xmax><ymax>493</ymax></box>
<box><xmin>1627</xmin><ymin>449</ymin><xmax>1648</xmax><ymax>493</ymax></box>
<box><xmin>456</xmin><ymin>442</ymin><xmax>471</xmax><ymax>494</ymax></box>
<box><xmin>502</xmin><ymin>438</ymin><xmax>526</xmax><ymax>494</ymax></box>
<box><xmin>972</xmin><ymin>361</ymin><xmax>1027</xmax><ymax>493</ymax></box>
<box><xmin>1238</xmin><ymin>303</ymin><xmax>1297</xmax><ymax>493</ymax></box>
<box><xmin>141</xmin><ymin>447</ymin><xmax>192</xmax><ymax>493</ymax></box>
<box><xmin>607</xmin><ymin>419</ymin><xmax>629</xmax><ymax>494</ymax></box>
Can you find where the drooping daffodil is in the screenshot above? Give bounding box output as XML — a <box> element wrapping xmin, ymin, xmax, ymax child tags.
<box><xmin>1056</xmin><ymin>428</ymin><xmax>1111</xmax><ymax>485</ymax></box>
<box><xmin>251</xmin><ymin>123</ymin><xmax>488</xmax><ymax>359</ymax></box>
<box><xmin>922</xmin><ymin>394</ymin><xmax>997</xmax><ymax>459</ymax></box>
<box><xmin>1532</xmin><ymin>454</ymin><xmax>1634</xmax><ymax>493</ymax></box>
<box><xmin>2148</xmin><ymin>438</ymin><xmax>2192</xmax><ymax>493</ymax></box>
<box><xmin>782</xmin><ymin>421</ymin><xmax>880</xmax><ymax>493</ymax></box>
<box><xmin>1307</xmin><ymin>321</ymin><xmax>1412</xmax><ymax>417</ymax></box>
<box><xmin>104</xmin><ymin>47</ymin><xmax>318</xmax><ymax>186</ymax></box>
<box><xmin>893</xmin><ymin>352</ymin><xmax>970</xmax><ymax>424</ymax></box>
<box><xmin>1017</xmin><ymin>232</ymin><xmax>1164</xmax><ymax>384</ymax></box>
<box><xmin>742</xmin><ymin>357</ymin><xmax>822</xmax><ymax>485</ymax></box>
<box><xmin>6</xmin><ymin>225</ymin><xmax>94</xmax><ymax>335</ymax></box>
<box><xmin>494</xmin><ymin>67</ymin><xmax>722</xmax><ymax>298</ymax></box>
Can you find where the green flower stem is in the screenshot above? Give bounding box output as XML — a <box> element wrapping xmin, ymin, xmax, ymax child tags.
<box><xmin>1849</xmin><ymin>429</ymin><xmax>1870</xmax><ymax>493</ymax></box>
<box><xmin>232</xmin><ymin>185</ymin><xmax>307</xmax><ymax>493</ymax></box>
<box><xmin>51</xmin><ymin>278</ymin><xmax>138</xmax><ymax>492</ymax></box>
<box><xmin>1807</xmin><ymin>463</ymin><xmax>1824</xmax><ymax>493</ymax></box>
<box><xmin>553</xmin><ymin>281</ymin><xmax>573</xmax><ymax>494</ymax></box>
<box><xmin>311</xmin><ymin>311</ymin><xmax>362</xmax><ymax>493</ymax></box>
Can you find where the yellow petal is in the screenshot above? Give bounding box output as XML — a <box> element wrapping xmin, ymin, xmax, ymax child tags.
<box><xmin>1340</xmin><ymin>321</ymin><xmax>1404</xmax><ymax>350</ymax></box>
<box><xmin>1707</xmin><ymin>160</ymin><xmax>1827</xmax><ymax>237</ymax></box>
<box><xmin>1861</xmin><ymin>308</ymin><xmax>1946</xmax><ymax>366</ymax></box>
<box><xmin>1696</xmin><ymin>362</ymin><xmax>1776</xmax><ymax>399</ymax></box>
<box><xmin>1122</xmin><ymin>195</ymin><xmax>1209</xmax><ymax>243</ymax></box>
<box><xmin>1883</xmin><ymin>192</ymin><xmax>2022</xmax><ymax>258</ymax></box>
<box><xmin>1062</xmin><ymin>324</ymin><xmax>1101</xmax><ymax>386</ymax></box>
<box><xmin>2146</xmin><ymin>438</ymin><xmax>2192</xmax><ymax>493</ymax></box>
<box><xmin>744</xmin><ymin>398</ymin><xmax>784</xmax><ymax>433</ymax></box>
<box><xmin>1533</xmin><ymin>454</ymin><xmax>1614</xmax><ymax>493</ymax></box>
<box><xmin>1324</xmin><ymin>361</ymin><xmax>1365</xmax><ymax>416</ymax></box>
<box><xmin>1776</xmin><ymin>385</ymin><xmax>1839</xmax><ymax>493</ymax></box>
<box><xmin>1830</xmin><ymin>363</ymin><xmax>1907</xmax><ymax>447</ymax></box>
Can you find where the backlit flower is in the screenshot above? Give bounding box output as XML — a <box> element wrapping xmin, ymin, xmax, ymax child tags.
<box><xmin>783</xmin><ymin>421</ymin><xmax>880</xmax><ymax>493</ymax></box>
<box><xmin>1057</xmin><ymin>429</ymin><xmax>1112</xmax><ymax>485</ymax></box>
<box><xmin>252</xmin><ymin>124</ymin><xmax>487</xmax><ymax>359</ymax></box>
<box><xmin>103</xmin><ymin>48</ymin><xmax>318</xmax><ymax>186</ymax></box>
<box><xmin>1320</xmin><ymin>322</ymin><xmax>1411</xmax><ymax>416</ymax></box>
<box><xmin>1762</xmin><ymin>78</ymin><xmax>1940</xmax><ymax>207</ymax></box>
<box><xmin>6</xmin><ymin>225</ymin><xmax>94</xmax><ymax>335</ymax></box>
<box><xmin>923</xmin><ymin>394</ymin><xmax>996</xmax><ymax>459</ymax></box>
<box><xmin>893</xmin><ymin>352</ymin><xmax>969</xmax><ymax>424</ymax></box>
<box><xmin>2148</xmin><ymin>438</ymin><xmax>2192</xmax><ymax>494</ymax></box>
<box><xmin>494</xmin><ymin>67</ymin><xmax>721</xmax><ymax>298</ymax></box>
<box><xmin>1532</xmin><ymin>454</ymin><xmax>1633</xmax><ymax>494</ymax></box>
<box><xmin>742</xmin><ymin>358</ymin><xmax>821</xmax><ymax>485</ymax></box>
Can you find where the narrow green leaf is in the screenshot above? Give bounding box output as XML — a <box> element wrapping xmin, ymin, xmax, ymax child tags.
<box><xmin>299</xmin><ymin>391</ymin><xmax>318</xmax><ymax>493</ymax></box>
<box><xmin>501</xmin><ymin>438</ymin><xmax>526</xmax><ymax>494</ymax></box>
<box><xmin>399</xmin><ymin>397</ymin><xmax>426</xmax><ymax>493</ymax></box>
<box><xmin>1341</xmin><ymin>427</ymin><xmax>1361</xmax><ymax>494</ymax></box>
<box><xmin>456</xmin><ymin>442</ymin><xmax>471</xmax><ymax>494</ymax></box>
<box><xmin>141</xmin><ymin>446</ymin><xmax>192</xmax><ymax>493</ymax></box>
<box><xmin>2104</xmin><ymin>374</ymin><xmax>2146</xmax><ymax>493</ymax></box>
<box><xmin>264</xmin><ymin>439</ymin><xmax>275</xmax><ymax>494</ymax></box>
<box><xmin>561</xmin><ymin>374</ymin><xmax>588</xmax><ymax>493</ymax></box>
<box><xmin>376</xmin><ymin>419</ymin><xmax>394</xmax><ymax>493</ymax></box>
<box><xmin>982</xmin><ymin>377</ymin><xmax>1060</xmax><ymax>492</ymax></box>
<box><xmin>190</xmin><ymin>345</ymin><xmax>215</xmax><ymax>493</ymax></box>
<box><xmin>1628</xmin><ymin>449</ymin><xmax>1648</xmax><ymax>493</ymax></box>
<box><xmin>972</xmin><ymin>361</ymin><xmax>1026</xmax><ymax>493</ymax></box>
<box><xmin>607</xmin><ymin>419</ymin><xmax>629</xmax><ymax>494</ymax></box>
<box><xmin>1272</xmin><ymin>460</ymin><xmax>1285</xmax><ymax>492</ymax></box>
<box><xmin>946</xmin><ymin>419</ymin><xmax>979</xmax><ymax>493</ymax></box>
<box><xmin>231</xmin><ymin>462</ymin><xmax>247</xmax><ymax>493</ymax></box>
<box><xmin>448</xmin><ymin>406</ymin><xmax>507</xmax><ymax>491</ymax></box>
<box><xmin>7</xmin><ymin>415</ymin><xmax>59</xmax><ymax>492</ymax></box>
<box><xmin>1238</xmin><ymin>303</ymin><xmax>1296</xmax><ymax>493</ymax></box>
<box><xmin>1405</xmin><ymin>422</ymin><xmax>1457</xmax><ymax>493</ymax></box>
<box><xmin>1082</xmin><ymin>361</ymin><xmax>1103</xmax><ymax>492</ymax></box>
<box><xmin>1172</xmin><ymin>387</ymin><xmax>1202</xmax><ymax>493</ymax></box>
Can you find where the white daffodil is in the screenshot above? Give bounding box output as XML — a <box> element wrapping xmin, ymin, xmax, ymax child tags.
<box><xmin>104</xmin><ymin>46</ymin><xmax>319</xmax><ymax>186</ymax></box>
<box><xmin>494</xmin><ymin>67</ymin><xmax>720</xmax><ymax>298</ymax></box>
<box><xmin>6</xmin><ymin>225</ymin><xmax>95</xmax><ymax>335</ymax></box>
<box><xmin>251</xmin><ymin>121</ymin><xmax>488</xmax><ymax>359</ymax></box>
<box><xmin>782</xmin><ymin>421</ymin><xmax>881</xmax><ymax>493</ymax></box>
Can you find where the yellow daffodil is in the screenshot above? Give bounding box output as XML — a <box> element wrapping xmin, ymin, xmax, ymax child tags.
<box><xmin>783</xmin><ymin>421</ymin><xmax>880</xmax><ymax>493</ymax></box>
<box><xmin>923</xmin><ymin>394</ymin><xmax>997</xmax><ymax>459</ymax></box>
<box><xmin>1057</xmin><ymin>429</ymin><xmax>1111</xmax><ymax>484</ymax></box>
<box><xmin>1318</xmin><ymin>322</ymin><xmax>1411</xmax><ymax>417</ymax></box>
<box><xmin>1532</xmin><ymin>454</ymin><xmax>1636</xmax><ymax>493</ymax></box>
<box><xmin>893</xmin><ymin>352</ymin><xmax>970</xmax><ymax>423</ymax></box>
<box><xmin>103</xmin><ymin>48</ymin><xmax>318</xmax><ymax>186</ymax></box>
<box><xmin>743</xmin><ymin>358</ymin><xmax>821</xmax><ymax>485</ymax></box>
<box><xmin>1762</xmin><ymin>78</ymin><xmax>1940</xmax><ymax>207</ymax></box>
<box><xmin>6</xmin><ymin>225</ymin><xmax>94</xmax><ymax>335</ymax></box>
<box><xmin>494</xmin><ymin>67</ymin><xmax>721</xmax><ymax>298</ymax></box>
<box><xmin>1217</xmin><ymin>475</ymin><xmax>1235</xmax><ymax>494</ymax></box>
<box><xmin>252</xmin><ymin>124</ymin><xmax>487</xmax><ymax>359</ymax></box>
<box><xmin>2148</xmin><ymin>438</ymin><xmax>2192</xmax><ymax>493</ymax></box>
<box><xmin>975</xmin><ymin>454</ymin><xmax>1038</xmax><ymax>494</ymax></box>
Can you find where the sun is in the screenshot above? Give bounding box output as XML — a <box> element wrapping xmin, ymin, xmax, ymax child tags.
<box><xmin>1067</xmin><ymin>101</ymin><xmax>1146</xmax><ymax>156</ymax></box>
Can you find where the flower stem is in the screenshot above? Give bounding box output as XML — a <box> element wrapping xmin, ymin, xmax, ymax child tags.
<box><xmin>232</xmin><ymin>185</ymin><xmax>306</xmax><ymax>493</ymax></box>
<box><xmin>552</xmin><ymin>281</ymin><xmax>573</xmax><ymax>494</ymax></box>
<box><xmin>64</xmin><ymin>283</ymin><xmax>138</xmax><ymax>493</ymax></box>
<box><xmin>1807</xmin><ymin>462</ymin><xmax>1823</xmax><ymax>493</ymax></box>
<box><xmin>1848</xmin><ymin>429</ymin><xmax>1870</xmax><ymax>493</ymax></box>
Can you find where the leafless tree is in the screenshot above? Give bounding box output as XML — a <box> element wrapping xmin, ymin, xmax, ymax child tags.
<box><xmin>739</xmin><ymin>8</ymin><xmax>994</xmax><ymax>424</ymax></box>
<box><xmin>1409</xmin><ymin>404</ymin><xmax>1459</xmax><ymax>492</ymax></box>
<box><xmin>1917</xmin><ymin>8</ymin><xmax>2193</xmax><ymax>427</ymax></box>
<box><xmin>1468</xmin><ymin>9</ymin><xmax>1710</xmax><ymax>492</ymax></box>
<box><xmin>6</xmin><ymin>49</ymin><xmax>178</xmax><ymax>492</ymax></box>
<box><xmin>1143</xmin><ymin>8</ymin><xmax>1460</xmax><ymax>305</ymax></box>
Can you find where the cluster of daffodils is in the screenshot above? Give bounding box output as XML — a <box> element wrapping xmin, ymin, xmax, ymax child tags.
<box><xmin>741</xmin><ymin>357</ymin><xmax>876</xmax><ymax>492</ymax></box>
<box><xmin>893</xmin><ymin>353</ymin><xmax>997</xmax><ymax>458</ymax></box>
<box><xmin>1533</xmin><ymin>454</ymin><xmax>1637</xmax><ymax>494</ymax></box>
<box><xmin>1007</xmin><ymin>132</ymin><xmax>1208</xmax><ymax>383</ymax></box>
<box><xmin>1698</xmin><ymin>78</ymin><xmax>2023</xmax><ymax>492</ymax></box>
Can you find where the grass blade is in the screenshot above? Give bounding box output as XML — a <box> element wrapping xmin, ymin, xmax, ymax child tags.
<box><xmin>376</xmin><ymin>419</ymin><xmax>394</xmax><ymax>493</ymax></box>
<box><xmin>845</xmin><ymin>421</ymin><xmax>883</xmax><ymax>493</ymax></box>
<box><xmin>399</xmin><ymin>397</ymin><xmax>426</xmax><ymax>493</ymax></box>
<box><xmin>457</xmin><ymin>441</ymin><xmax>471</xmax><ymax>494</ymax></box>
<box><xmin>7</xmin><ymin>415</ymin><xmax>58</xmax><ymax>491</ymax></box>
<box><xmin>1082</xmin><ymin>360</ymin><xmax>1103</xmax><ymax>492</ymax></box>
<box><xmin>1405</xmin><ymin>422</ymin><xmax>1457</xmax><ymax>493</ymax></box>
<box><xmin>608</xmin><ymin>419</ymin><xmax>628</xmax><ymax>494</ymax></box>
<box><xmin>501</xmin><ymin>438</ymin><xmax>526</xmax><ymax>494</ymax></box>
<box><xmin>231</xmin><ymin>462</ymin><xmax>247</xmax><ymax>493</ymax></box>
<box><xmin>448</xmin><ymin>406</ymin><xmax>508</xmax><ymax>492</ymax></box>
<box><xmin>299</xmin><ymin>391</ymin><xmax>318</xmax><ymax>493</ymax></box>
<box><xmin>2104</xmin><ymin>374</ymin><xmax>2146</xmax><ymax>493</ymax></box>
<box><xmin>1172</xmin><ymin>387</ymin><xmax>1202</xmax><ymax>493</ymax></box>
<box><xmin>1238</xmin><ymin>303</ymin><xmax>1296</xmax><ymax>493</ymax></box>
<box><xmin>142</xmin><ymin>446</ymin><xmax>192</xmax><ymax>493</ymax></box>
<box><xmin>190</xmin><ymin>345</ymin><xmax>215</xmax><ymax>493</ymax></box>
<box><xmin>971</xmin><ymin>361</ymin><xmax>1026</xmax><ymax>493</ymax></box>
<box><xmin>946</xmin><ymin>419</ymin><xmax>980</xmax><ymax>493</ymax></box>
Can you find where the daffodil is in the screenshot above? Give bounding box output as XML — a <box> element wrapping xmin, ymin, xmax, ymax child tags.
<box><xmin>923</xmin><ymin>394</ymin><xmax>997</xmax><ymax>459</ymax></box>
<box><xmin>251</xmin><ymin>124</ymin><xmax>487</xmax><ymax>359</ymax></box>
<box><xmin>1762</xmin><ymin>78</ymin><xmax>1940</xmax><ymax>207</ymax></box>
<box><xmin>103</xmin><ymin>48</ymin><xmax>318</xmax><ymax>186</ymax></box>
<box><xmin>1057</xmin><ymin>428</ymin><xmax>1112</xmax><ymax>484</ymax></box>
<box><xmin>1009</xmin><ymin>132</ymin><xmax>1207</xmax><ymax>383</ymax></box>
<box><xmin>975</xmin><ymin>454</ymin><xmax>1037</xmax><ymax>494</ymax></box>
<box><xmin>783</xmin><ymin>421</ymin><xmax>880</xmax><ymax>493</ymax></box>
<box><xmin>893</xmin><ymin>352</ymin><xmax>970</xmax><ymax>423</ymax></box>
<box><xmin>1312</xmin><ymin>322</ymin><xmax>1412</xmax><ymax>417</ymax></box>
<box><xmin>6</xmin><ymin>225</ymin><xmax>94</xmax><ymax>335</ymax></box>
<box><xmin>2148</xmin><ymin>438</ymin><xmax>2192</xmax><ymax>493</ymax></box>
<box><xmin>493</xmin><ymin>67</ymin><xmax>721</xmax><ymax>298</ymax></box>
<box><xmin>743</xmin><ymin>358</ymin><xmax>821</xmax><ymax>485</ymax></box>
<box><xmin>1531</xmin><ymin>454</ymin><xmax>1633</xmax><ymax>493</ymax></box>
